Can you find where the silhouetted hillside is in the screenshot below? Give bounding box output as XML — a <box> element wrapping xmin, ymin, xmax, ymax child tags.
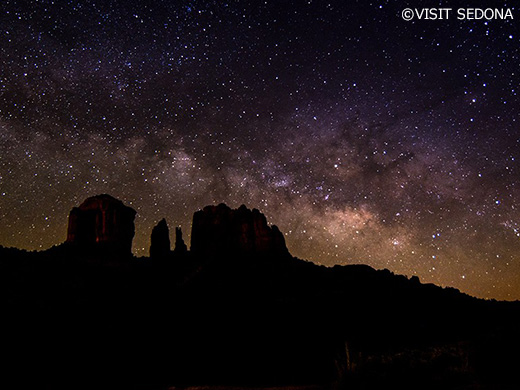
<box><xmin>1</xmin><ymin>195</ymin><xmax>519</xmax><ymax>390</ymax></box>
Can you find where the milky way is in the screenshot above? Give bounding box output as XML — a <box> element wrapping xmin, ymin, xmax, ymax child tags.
<box><xmin>1</xmin><ymin>0</ymin><xmax>520</xmax><ymax>299</ymax></box>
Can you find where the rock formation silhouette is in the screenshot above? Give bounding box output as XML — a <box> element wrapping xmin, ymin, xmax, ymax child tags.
<box><xmin>190</xmin><ymin>203</ymin><xmax>288</xmax><ymax>256</ymax></box>
<box><xmin>173</xmin><ymin>227</ymin><xmax>187</xmax><ymax>255</ymax></box>
<box><xmin>2</xmin><ymin>194</ymin><xmax>520</xmax><ymax>389</ymax></box>
<box><xmin>150</xmin><ymin>218</ymin><xmax>171</xmax><ymax>259</ymax></box>
<box><xmin>66</xmin><ymin>194</ymin><xmax>136</xmax><ymax>255</ymax></box>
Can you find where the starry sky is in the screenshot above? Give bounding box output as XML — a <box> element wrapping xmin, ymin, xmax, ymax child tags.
<box><xmin>1</xmin><ymin>0</ymin><xmax>519</xmax><ymax>300</ymax></box>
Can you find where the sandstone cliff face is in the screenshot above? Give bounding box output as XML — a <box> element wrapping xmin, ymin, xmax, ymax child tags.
<box><xmin>190</xmin><ymin>203</ymin><xmax>288</xmax><ymax>256</ymax></box>
<box><xmin>150</xmin><ymin>218</ymin><xmax>170</xmax><ymax>258</ymax></box>
<box><xmin>66</xmin><ymin>194</ymin><xmax>136</xmax><ymax>255</ymax></box>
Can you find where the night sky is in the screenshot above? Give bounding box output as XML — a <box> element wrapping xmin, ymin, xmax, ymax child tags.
<box><xmin>1</xmin><ymin>0</ymin><xmax>519</xmax><ymax>300</ymax></box>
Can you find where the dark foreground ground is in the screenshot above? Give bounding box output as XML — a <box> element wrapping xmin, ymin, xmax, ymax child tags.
<box><xmin>1</xmin><ymin>244</ymin><xmax>520</xmax><ymax>390</ymax></box>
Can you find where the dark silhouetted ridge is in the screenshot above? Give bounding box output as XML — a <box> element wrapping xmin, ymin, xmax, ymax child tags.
<box><xmin>0</xmin><ymin>194</ymin><xmax>519</xmax><ymax>389</ymax></box>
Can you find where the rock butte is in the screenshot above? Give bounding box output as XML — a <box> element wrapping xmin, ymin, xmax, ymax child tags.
<box><xmin>150</xmin><ymin>218</ymin><xmax>170</xmax><ymax>258</ymax></box>
<box><xmin>67</xmin><ymin>195</ymin><xmax>289</xmax><ymax>258</ymax></box>
<box><xmin>190</xmin><ymin>203</ymin><xmax>288</xmax><ymax>257</ymax></box>
<box><xmin>66</xmin><ymin>194</ymin><xmax>136</xmax><ymax>255</ymax></box>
